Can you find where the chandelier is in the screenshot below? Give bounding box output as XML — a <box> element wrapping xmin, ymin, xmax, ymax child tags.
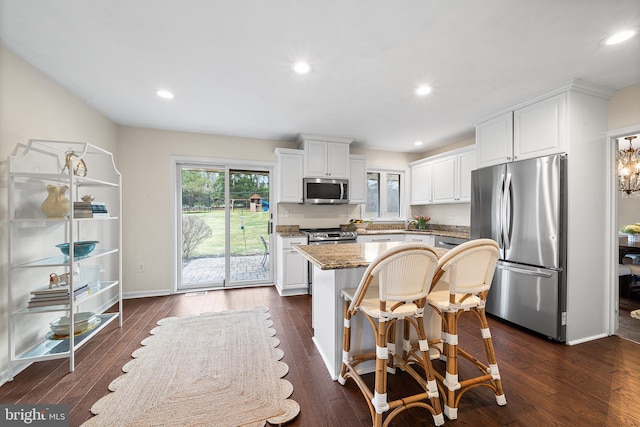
<box><xmin>618</xmin><ymin>135</ymin><xmax>640</xmax><ymax>197</ymax></box>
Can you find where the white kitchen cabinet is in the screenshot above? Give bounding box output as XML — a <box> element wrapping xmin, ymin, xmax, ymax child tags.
<box><xmin>476</xmin><ymin>92</ymin><xmax>567</xmax><ymax>168</ymax></box>
<box><xmin>405</xmin><ymin>233</ymin><xmax>435</xmax><ymax>245</ymax></box>
<box><xmin>274</xmin><ymin>148</ymin><xmax>303</xmax><ymax>203</ymax></box>
<box><xmin>457</xmin><ymin>148</ymin><xmax>477</xmax><ymax>202</ymax></box>
<box><xmin>357</xmin><ymin>234</ymin><xmax>405</xmax><ymax>243</ymax></box>
<box><xmin>513</xmin><ymin>93</ymin><xmax>567</xmax><ymax>161</ymax></box>
<box><xmin>349</xmin><ymin>155</ymin><xmax>367</xmax><ymax>204</ymax></box>
<box><xmin>297</xmin><ymin>134</ymin><xmax>352</xmax><ymax>179</ymax></box>
<box><xmin>409</xmin><ymin>160</ymin><xmax>432</xmax><ymax>205</ymax></box>
<box><xmin>476</xmin><ymin>112</ymin><xmax>514</xmax><ymax>168</ymax></box>
<box><xmin>412</xmin><ymin>146</ymin><xmax>476</xmax><ymax>205</ymax></box>
<box><xmin>275</xmin><ymin>235</ymin><xmax>308</xmax><ymax>296</ymax></box>
<box><xmin>7</xmin><ymin>139</ymin><xmax>122</xmax><ymax>377</ymax></box>
<box><xmin>432</xmin><ymin>155</ymin><xmax>456</xmax><ymax>203</ymax></box>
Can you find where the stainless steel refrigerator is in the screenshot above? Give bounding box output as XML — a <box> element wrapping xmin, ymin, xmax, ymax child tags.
<box><xmin>470</xmin><ymin>154</ymin><xmax>567</xmax><ymax>341</ymax></box>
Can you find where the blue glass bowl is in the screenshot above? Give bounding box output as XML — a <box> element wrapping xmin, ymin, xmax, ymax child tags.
<box><xmin>56</xmin><ymin>241</ymin><xmax>99</xmax><ymax>257</ymax></box>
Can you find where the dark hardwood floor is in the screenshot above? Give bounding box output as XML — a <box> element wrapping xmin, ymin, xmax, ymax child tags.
<box><xmin>1</xmin><ymin>286</ymin><xmax>640</xmax><ymax>427</ymax></box>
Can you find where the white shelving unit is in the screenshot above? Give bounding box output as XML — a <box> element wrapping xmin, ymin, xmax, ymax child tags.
<box><xmin>7</xmin><ymin>139</ymin><xmax>122</xmax><ymax>377</ymax></box>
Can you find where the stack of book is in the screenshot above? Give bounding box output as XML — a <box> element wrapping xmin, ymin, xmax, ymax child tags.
<box><xmin>91</xmin><ymin>202</ymin><xmax>109</xmax><ymax>218</ymax></box>
<box><xmin>73</xmin><ymin>202</ymin><xmax>93</xmax><ymax>218</ymax></box>
<box><xmin>28</xmin><ymin>287</ymin><xmax>70</xmax><ymax>308</ymax></box>
<box><xmin>28</xmin><ymin>284</ymin><xmax>93</xmax><ymax>308</ymax></box>
<box><xmin>74</xmin><ymin>284</ymin><xmax>91</xmax><ymax>303</ymax></box>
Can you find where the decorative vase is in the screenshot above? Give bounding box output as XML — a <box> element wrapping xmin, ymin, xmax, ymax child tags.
<box><xmin>41</xmin><ymin>185</ymin><xmax>70</xmax><ymax>219</ymax></box>
<box><xmin>629</xmin><ymin>233</ymin><xmax>640</xmax><ymax>243</ymax></box>
<box><xmin>417</xmin><ymin>221</ymin><xmax>427</xmax><ymax>230</ymax></box>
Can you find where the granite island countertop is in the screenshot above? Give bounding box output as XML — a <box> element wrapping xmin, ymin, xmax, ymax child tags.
<box><xmin>294</xmin><ymin>242</ymin><xmax>448</xmax><ymax>270</ymax></box>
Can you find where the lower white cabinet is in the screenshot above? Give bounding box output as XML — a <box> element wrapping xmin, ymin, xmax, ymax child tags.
<box><xmin>405</xmin><ymin>233</ymin><xmax>435</xmax><ymax>245</ymax></box>
<box><xmin>276</xmin><ymin>235</ymin><xmax>308</xmax><ymax>296</ymax></box>
<box><xmin>357</xmin><ymin>234</ymin><xmax>405</xmax><ymax>243</ymax></box>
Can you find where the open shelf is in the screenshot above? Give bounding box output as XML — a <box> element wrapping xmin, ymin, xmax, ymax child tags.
<box><xmin>15</xmin><ymin>313</ymin><xmax>120</xmax><ymax>362</ymax></box>
<box><xmin>14</xmin><ymin>249</ymin><xmax>119</xmax><ymax>268</ymax></box>
<box><xmin>13</xmin><ymin>281</ymin><xmax>120</xmax><ymax>315</ymax></box>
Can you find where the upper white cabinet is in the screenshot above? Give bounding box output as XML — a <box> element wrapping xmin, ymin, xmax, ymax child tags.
<box><xmin>297</xmin><ymin>134</ymin><xmax>352</xmax><ymax>179</ymax></box>
<box><xmin>410</xmin><ymin>145</ymin><xmax>475</xmax><ymax>205</ymax></box>
<box><xmin>476</xmin><ymin>93</ymin><xmax>567</xmax><ymax>168</ymax></box>
<box><xmin>349</xmin><ymin>155</ymin><xmax>367</xmax><ymax>204</ymax></box>
<box><xmin>274</xmin><ymin>148</ymin><xmax>303</xmax><ymax>203</ymax></box>
<box><xmin>513</xmin><ymin>93</ymin><xmax>566</xmax><ymax>160</ymax></box>
<box><xmin>409</xmin><ymin>160</ymin><xmax>432</xmax><ymax>205</ymax></box>
<box><xmin>476</xmin><ymin>112</ymin><xmax>514</xmax><ymax>168</ymax></box>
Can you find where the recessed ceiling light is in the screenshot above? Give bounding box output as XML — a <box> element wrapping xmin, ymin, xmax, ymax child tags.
<box><xmin>604</xmin><ymin>30</ymin><xmax>636</xmax><ymax>45</ymax></box>
<box><xmin>415</xmin><ymin>85</ymin><xmax>432</xmax><ymax>96</ymax></box>
<box><xmin>291</xmin><ymin>61</ymin><xmax>312</xmax><ymax>74</ymax></box>
<box><xmin>156</xmin><ymin>89</ymin><xmax>174</xmax><ymax>99</ymax></box>
<box><xmin>414</xmin><ymin>141</ymin><xmax>424</xmax><ymax>146</ymax></box>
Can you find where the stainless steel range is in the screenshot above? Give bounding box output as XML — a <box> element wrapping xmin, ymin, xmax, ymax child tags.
<box><xmin>300</xmin><ymin>228</ymin><xmax>357</xmax><ymax>294</ymax></box>
<box><xmin>302</xmin><ymin>228</ymin><xmax>357</xmax><ymax>244</ymax></box>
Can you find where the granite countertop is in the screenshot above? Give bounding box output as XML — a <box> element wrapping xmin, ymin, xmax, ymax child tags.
<box><xmin>356</xmin><ymin>229</ymin><xmax>469</xmax><ymax>239</ymax></box>
<box><xmin>294</xmin><ymin>242</ymin><xmax>448</xmax><ymax>270</ymax></box>
<box><xmin>275</xmin><ymin>224</ymin><xmax>470</xmax><ymax>240</ymax></box>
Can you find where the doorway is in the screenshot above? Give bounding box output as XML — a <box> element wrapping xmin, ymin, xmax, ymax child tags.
<box><xmin>175</xmin><ymin>161</ymin><xmax>272</xmax><ymax>291</ymax></box>
<box><xmin>610</xmin><ymin>126</ymin><xmax>640</xmax><ymax>343</ymax></box>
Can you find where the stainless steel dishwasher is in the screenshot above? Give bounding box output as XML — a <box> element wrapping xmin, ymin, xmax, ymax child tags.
<box><xmin>434</xmin><ymin>235</ymin><xmax>469</xmax><ymax>249</ymax></box>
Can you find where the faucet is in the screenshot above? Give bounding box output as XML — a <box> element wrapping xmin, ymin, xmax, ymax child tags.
<box><xmin>405</xmin><ymin>219</ymin><xmax>417</xmax><ymax>230</ymax></box>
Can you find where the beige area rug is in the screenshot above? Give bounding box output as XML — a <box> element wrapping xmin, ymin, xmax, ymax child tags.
<box><xmin>82</xmin><ymin>307</ymin><xmax>299</xmax><ymax>427</ymax></box>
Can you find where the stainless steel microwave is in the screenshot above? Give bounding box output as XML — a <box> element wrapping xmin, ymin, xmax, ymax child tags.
<box><xmin>303</xmin><ymin>178</ymin><xmax>349</xmax><ymax>204</ymax></box>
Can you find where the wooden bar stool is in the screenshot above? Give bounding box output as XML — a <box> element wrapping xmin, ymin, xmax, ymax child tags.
<box><xmin>339</xmin><ymin>243</ymin><xmax>444</xmax><ymax>427</ymax></box>
<box><xmin>426</xmin><ymin>238</ymin><xmax>506</xmax><ymax>420</ymax></box>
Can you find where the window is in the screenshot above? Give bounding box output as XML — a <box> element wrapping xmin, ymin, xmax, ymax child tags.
<box><xmin>365</xmin><ymin>170</ymin><xmax>403</xmax><ymax>220</ymax></box>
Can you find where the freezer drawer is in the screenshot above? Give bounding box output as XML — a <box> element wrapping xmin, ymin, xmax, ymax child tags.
<box><xmin>486</xmin><ymin>261</ymin><xmax>565</xmax><ymax>341</ymax></box>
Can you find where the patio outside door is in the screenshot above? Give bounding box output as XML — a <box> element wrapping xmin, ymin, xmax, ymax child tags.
<box><xmin>176</xmin><ymin>163</ymin><xmax>272</xmax><ymax>290</ymax></box>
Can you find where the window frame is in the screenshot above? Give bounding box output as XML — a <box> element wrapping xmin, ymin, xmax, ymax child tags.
<box><xmin>363</xmin><ymin>168</ymin><xmax>406</xmax><ymax>221</ymax></box>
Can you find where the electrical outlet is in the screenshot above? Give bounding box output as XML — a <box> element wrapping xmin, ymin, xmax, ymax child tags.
<box><xmin>138</xmin><ymin>263</ymin><xmax>145</xmax><ymax>272</ymax></box>
<box><xmin>448</xmin><ymin>211</ymin><xmax>455</xmax><ymax>220</ymax></box>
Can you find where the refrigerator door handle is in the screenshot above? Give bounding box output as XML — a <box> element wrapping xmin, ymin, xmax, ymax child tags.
<box><xmin>497</xmin><ymin>264</ymin><xmax>553</xmax><ymax>278</ymax></box>
<box><xmin>498</xmin><ymin>171</ymin><xmax>506</xmax><ymax>249</ymax></box>
<box><xmin>502</xmin><ymin>172</ymin><xmax>512</xmax><ymax>249</ymax></box>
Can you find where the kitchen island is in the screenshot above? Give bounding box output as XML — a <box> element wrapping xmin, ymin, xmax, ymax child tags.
<box><xmin>294</xmin><ymin>242</ymin><xmax>447</xmax><ymax>380</ymax></box>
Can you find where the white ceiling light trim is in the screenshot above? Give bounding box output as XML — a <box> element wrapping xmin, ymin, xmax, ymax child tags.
<box><xmin>156</xmin><ymin>89</ymin><xmax>175</xmax><ymax>99</ymax></box>
<box><xmin>291</xmin><ymin>61</ymin><xmax>312</xmax><ymax>74</ymax></box>
<box><xmin>603</xmin><ymin>29</ymin><xmax>636</xmax><ymax>45</ymax></box>
<box><xmin>414</xmin><ymin>140</ymin><xmax>424</xmax><ymax>146</ymax></box>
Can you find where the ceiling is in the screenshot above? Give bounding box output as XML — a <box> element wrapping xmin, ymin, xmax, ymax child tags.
<box><xmin>1</xmin><ymin>1</ymin><xmax>639</xmax><ymax>153</ymax></box>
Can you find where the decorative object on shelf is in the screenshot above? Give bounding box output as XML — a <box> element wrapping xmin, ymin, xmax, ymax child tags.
<box><xmin>49</xmin><ymin>272</ymin><xmax>71</xmax><ymax>288</ymax></box>
<box><xmin>349</xmin><ymin>219</ymin><xmax>371</xmax><ymax>233</ymax></box>
<box><xmin>48</xmin><ymin>312</ymin><xmax>100</xmax><ymax>339</ymax></box>
<box><xmin>617</xmin><ymin>135</ymin><xmax>640</xmax><ymax>198</ymax></box>
<box><xmin>81</xmin><ymin>195</ymin><xmax>95</xmax><ymax>202</ymax></box>
<box><xmin>41</xmin><ymin>184</ymin><xmax>70</xmax><ymax>218</ymax></box>
<box><xmin>55</xmin><ymin>240</ymin><xmax>99</xmax><ymax>257</ymax></box>
<box><xmin>415</xmin><ymin>215</ymin><xmax>431</xmax><ymax>229</ymax></box>
<box><xmin>621</xmin><ymin>223</ymin><xmax>640</xmax><ymax>243</ymax></box>
<box><xmin>63</xmin><ymin>150</ymin><xmax>87</xmax><ymax>177</ymax></box>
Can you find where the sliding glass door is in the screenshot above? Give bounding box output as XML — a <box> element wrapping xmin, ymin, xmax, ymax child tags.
<box><xmin>176</xmin><ymin>162</ymin><xmax>272</xmax><ymax>290</ymax></box>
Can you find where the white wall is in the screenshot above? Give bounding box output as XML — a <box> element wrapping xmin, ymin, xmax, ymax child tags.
<box><xmin>0</xmin><ymin>45</ymin><xmax>118</xmax><ymax>379</ymax></box>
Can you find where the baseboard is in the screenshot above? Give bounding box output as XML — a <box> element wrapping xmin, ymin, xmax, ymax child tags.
<box><xmin>123</xmin><ymin>290</ymin><xmax>171</xmax><ymax>299</ymax></box>
<box><xmin>566</xmin><ymin>332</ymin><xmax>608</xmax><ymax>346</ymax></box>
<box><xmin>0</xmin><ymin>360</ymin><xmax>33</xmax><ymax>387</ymax></box>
